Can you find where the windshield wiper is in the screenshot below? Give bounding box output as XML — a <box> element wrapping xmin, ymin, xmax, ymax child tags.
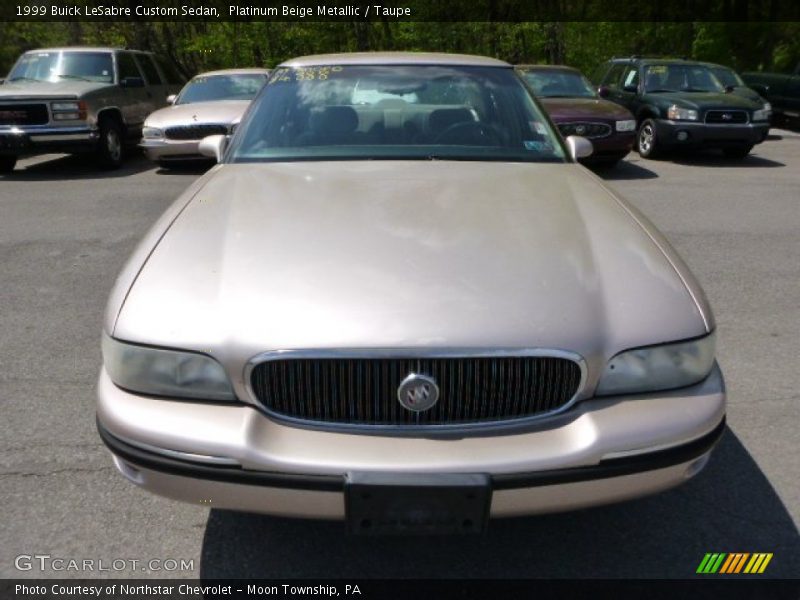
<box><xmin>8</xmin><ymin>76</ymin><xmax>42</xmax><ymax>82</ymax></box>
<box><xmin>646</xmin><ymin>89</ymin><xmax>678</xmax><ymax>93</ymax></box>
<box><xmin>57</xmin><ymin>74</ymin><xmax>92</xmax><ymax>82</ymax></box>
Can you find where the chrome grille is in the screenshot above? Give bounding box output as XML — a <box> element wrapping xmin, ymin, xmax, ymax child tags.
<box><xmin>164</xmin><ymin>124</ymin><xmax>228</xmax><ymax>140</ymax></box>
<box><xmin>0</xmin><ymin>103</ymin><xmax>48</xmax><ymax>126</ymax></box>
<box><xmin>250</xmin><ymin>355</ymin><xmax>583</xmax><ymax>427</ymax></box>
<box><xmin>704</xmin><ymin>110</ymin><xmax>748</xmax><ymax>124</ymax></box>
<box><xmin>557</xmin><ymin>122</ymin><xmax>612</xmax><ymax>139</ymax></box>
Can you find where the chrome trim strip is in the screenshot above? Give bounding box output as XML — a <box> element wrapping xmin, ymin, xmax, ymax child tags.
<box><xmin>107</xmin><ymin>431</ymin><xmax>240</xmax><ymax>466</ymax></box>
<box><xmin>243</xmin><ymin>347</ymin><xmax>588</xmax><ymax>435</ymax></box>
<box><xmin>29</xmin><ymin>133</ymin><xmax>94</xmax><ymax>142</ymax></box>
<box><xmin>0</xmin><ymin>126</ymin><xmax>95</xmax><ymax>135</ymax></box>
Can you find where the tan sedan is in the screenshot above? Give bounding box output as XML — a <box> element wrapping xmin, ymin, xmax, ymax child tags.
<box><xmin>98</xmin><ymin>53</ymin><xmax>725</xmax><ymax>534</ymax></box>
<box><xmin>139</xmin><ymin>68</ymin><xmax>269</xmax><ymax>166</ymax></box>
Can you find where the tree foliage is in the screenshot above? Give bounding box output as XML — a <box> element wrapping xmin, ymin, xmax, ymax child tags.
<box><xmin>1</xmin><ymin>21</ymin><xmax>798</xmax><ymax>78</ymax></box>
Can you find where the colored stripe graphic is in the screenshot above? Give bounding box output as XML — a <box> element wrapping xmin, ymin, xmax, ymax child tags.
<box><xmin>720</xmin><ymin>553</ymin><xmax>749</xmax><ymax>573</ymax></box>
<box><xmin>697</xmin><ymin>553</ymin><xmax>727</xmax><ymax>573</ymax></box>
<box><xmin>698</xmin><ymin>552</ymin><xmax>773</xmax><ymax>574</ymax></box>
<box><xmin>744</xmin><ymin>553</ymin><xmax>774</xmax><ymax>574</ymax></box>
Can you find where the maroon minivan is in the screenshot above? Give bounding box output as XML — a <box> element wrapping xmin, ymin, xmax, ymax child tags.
<box><xmin>518</xmin><ymin>65</ymin><xmax>636</xmax><ymax>167</ymax></box>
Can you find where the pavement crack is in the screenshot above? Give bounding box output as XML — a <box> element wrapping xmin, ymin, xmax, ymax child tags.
<box><xmin>0</xmin><ymin>466</ymin><xmax>112</xmax><ymax>478</ymax></box>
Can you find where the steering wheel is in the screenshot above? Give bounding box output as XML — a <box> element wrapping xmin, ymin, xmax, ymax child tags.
<box><xmin>433</xmin><ymin>121</ymin><xmax>504</xmax><ymax>145</ymax></box>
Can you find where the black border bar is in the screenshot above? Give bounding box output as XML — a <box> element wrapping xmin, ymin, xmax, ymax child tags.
<box><xmin>2</xmin><ymin>0</ymin><xmax>800</xmax><ymax>22</ymax></box>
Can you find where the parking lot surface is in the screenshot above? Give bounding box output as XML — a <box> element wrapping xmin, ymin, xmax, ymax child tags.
<box><xmin>1</xmin><ymin>135</ymin><xmax>798</xmax><ymax>578</ymax></box>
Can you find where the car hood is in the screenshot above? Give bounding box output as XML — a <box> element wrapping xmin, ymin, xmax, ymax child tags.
<box><xmin>730</xmin><ymin>86</ymin><xmax>765</xmax><ymax>104</ymax></box>
<box><xmin>645</xmin><ymin>91</ymin><xmax>760</xmax><ymax>110</ymax></box>
<box><xmin>540</xmin><ymin>97</ymin><xmax>634</xmax><ymax>121</ymax></box>
<box><xmin>0</xmin><ymin>79</ymin><xmax>109</xmax><ymax>100</ymax></box>
<box><xmin>112</xmin><ymin>161</ymin><xmax>710</xmax><ymax>385</ymax></box>
<box><xmin>144</xmin><ymin>100</ymin><xmax>251</xmax><ymax>128</ymax></box>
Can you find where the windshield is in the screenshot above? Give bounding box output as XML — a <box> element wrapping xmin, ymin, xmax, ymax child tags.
<box><xmin>643</xmin><ymin>64</ymin><xmax>725</xmax><ymax>93</ymax></box>
<box><xmin>228</xmin><ymin>65</ymin><xmax>566</xmax><ymax>163</ymax></box>
<box><xmin>520</xmin><ymin>69</ymin><xmax>596</xmax><ymax>99</ymax></box>
<box><xmin>8</xmin><ymin>51</ymin><xmax>113</xmax><ymax>83</ymax></box>
<box><xmin>709</xmin><ymin>66</ymin><xmax>744</xmax><ymax>88</ymax></box>
<box><xmin>176</xmin><ymin>74</ymin><xmax>268</xmax><ymax>104</ymax></box>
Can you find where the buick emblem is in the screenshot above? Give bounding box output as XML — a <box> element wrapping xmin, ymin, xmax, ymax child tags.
<box><xmin>722</xmin><ymin>113</ymin><xmax>732</xmax><ymax>120</ymax></box>
<box><xmin>575</xmin><ymin>124</ymin><xmax>586</xmax><ymax>135</ymax></box>
<box><xmin>397</xmin><ymin>373</ymin><xmax>439</xmax><ymax>412</ymax></box>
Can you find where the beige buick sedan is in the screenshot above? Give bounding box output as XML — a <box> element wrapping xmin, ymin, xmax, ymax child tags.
<box><xmin>139</xmin><ymin>68</ymin><xmax>269</xmax><ymax>166</ymax></box>
<box><xmin>98</xmin><ymin>53</ymin><xmax>725</xmax><ymax>534</ymax></box>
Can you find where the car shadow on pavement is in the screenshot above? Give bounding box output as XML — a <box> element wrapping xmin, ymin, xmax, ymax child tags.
<box><xmin>3</xmin><ymin>152</ymin><xmax>154</xmax><ymax>180</ymax></box>
<box><xmin>593</xmin><ymin>160</ymin><xmax>659</xmax><ymax>181</ymax></box>
<box><xmin>199</xmin><ymin>426</ymin><xmax>799</xmax><ymax>579</ymax></box>
<box><xmin>155</xmin><ymin>160</ymin><xmax>214</xmax><ymax>176</ymax></box>
<box><xmin>670</xmin><ymin>152</ymin><xmax>785</xmax><ymax>168</ymax></box>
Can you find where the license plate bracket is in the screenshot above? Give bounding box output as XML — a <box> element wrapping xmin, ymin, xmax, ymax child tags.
<box><xmin>0</xmin><ymin>133</ymin><xmax>29</xmax><ymax>151</ymax></box>
<box><xmin>345</xmin><ymin>472</ymin><xmax>491</xmax><ymax>535</ymax></box>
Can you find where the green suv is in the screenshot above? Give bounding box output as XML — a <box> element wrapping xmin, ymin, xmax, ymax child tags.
<box><xmin>593</xmin><ymin>58</ymin><xmax>771</xmax><ymax>159</ymax></box>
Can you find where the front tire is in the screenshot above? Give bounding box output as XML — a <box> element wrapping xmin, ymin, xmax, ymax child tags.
<box><xmin>723</xmin><ymin>145</ymin><xmax>753</xmax><ymax>159</ymax></box>
<box><xmin>637</xmin><ymin>119</ymin><xmax>661</xmax><ymax>159</ymax></box>
<box><xmin>0</xmin><ymin>156</ymin><xmax>16</xmax><ymax>173</ymax></box>
<box><xmin>96</xmin><ymin>119</ymin><xmax>124</xmax><ymax>169</ymax></box>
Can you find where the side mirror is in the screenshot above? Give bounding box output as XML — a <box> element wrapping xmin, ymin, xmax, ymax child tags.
<box><xmin>120</xmin><ymin>76</ymin><xmax>145</xmax><ymax>88</ymax></box>
<box><xmin>597</xmin><ymin>85</ymin><xmax>610</xmax><ymax>98</ymax></box>
<box><xmin>199</xmin><ymin>134</ymin><xmax>227</xmax><ymax>162</ymax></box>
<box><xmin>565</xmin><ymin>135</ymin><xmax>593</xmax><ymax>160</ymax></box>
<box><xmin>166</xmin><ymin>94</ymin><xmax>176</xmax><ymax>105</ymax></box>
<box><xmin>623</xmin><ymin>83</ymin><xmax>638</xmax><ymax>93</ymax></box>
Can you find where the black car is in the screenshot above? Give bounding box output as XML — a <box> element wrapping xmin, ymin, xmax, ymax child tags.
<box><xmin>593</xmin><ymin>58</ymin><xmax>771</xmax><ymax>159</ymax></box>
<box><xmin>742</xmin><ymin>63</ymin><xmax>800</xmax><ymax>129</ymax></box>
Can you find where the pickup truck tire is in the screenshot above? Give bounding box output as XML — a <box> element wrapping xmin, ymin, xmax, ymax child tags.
<box><xmin>637</xmin><ymin>119</ymin><xmax>661</xmax><ymax>159</ymax></box>
<box><xmin>723</xmin><ymin>145</ymin><xmax>753</xmax><ymax>159</ymax></box>
<box><xmin>96</xmin><ymin>118</ymin><xmax>124</xmax><ymax>169</ymax></box>
<box><xmin>0</xmin><ymin>156</ymin><xmax>16</xmax><ymax>173</ymax></box>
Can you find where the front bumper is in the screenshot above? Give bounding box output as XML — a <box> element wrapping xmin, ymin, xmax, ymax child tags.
<box><xmin>586</xmin><ymin>132</ymin><xmax>636</xmax><ymax>160</ymax></box>
<box><xmin>140</xmin><ymin>138</ymin><xmax>204</xmax><ymax>161</ymax></box>
<box><xmin>0</xmin><ymin>126</ymin><xmax>98</xmax><ymax>155</ymax></box>
<box><xmin>96</xmin><ymin>363</ymin><xmax>726</xmax><ymax>519</ymax></box>
<box><xmin>654</xmin><ymin>119</ymin><xmax>770</xmax><ymax>148</ymax></box>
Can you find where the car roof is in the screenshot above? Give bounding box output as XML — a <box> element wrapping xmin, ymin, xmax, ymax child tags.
<box><xmin>516</xmin><ymin>64</ymin><xmax>581</xmax><ymax>73</ymax></box>
<box><xmin>24</xmin><ymin>47</ymin><xmax>152</xmax><ymax>54</ymax></box>
<box><xmin>610</xmin><ymin>57</ymin><xmax>707</xmax><ymax>66</ymax></box>
<box><xmin>192</xmin><ymin>68</ymin><xmax>271</xmax><ymax>78</ymax></box>
<box><xmin>696</xmin><ymin>61</ymin><xmax>736</xmax><ymax>71</ymax></box>
<box><xmin>280</xmin><ymin>52</ymin><xmax>510</xmax><ymax>68</ymax></box>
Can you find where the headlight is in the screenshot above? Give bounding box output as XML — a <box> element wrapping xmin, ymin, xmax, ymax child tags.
<box><xmin>51</xmin><ymin>100</ymin><xmax>86</xmax><ymax>120</ymax></box>
<box><xmin>102</xmin><ymin>335</ymin><xmax>236</xmax><ymax>401</ymax></box>
<box><xmin>667</xmin><ymin>105</ymin><xmax>699</xmax><ymax>121</ymax></box>
<box><xmin>142</xmin><ymin>126</ymin><xmax>164</xmax><ymax>139</ymax></box>
<box><xmin>51</xmin><ymin>101</ymin><xmax>80</xmax><ymax>111</ymax></box>
<box><xmin>596</xmin><ymin>333</ymin><xmax>716</xmax><ymax>396</ymax></box>
<box><xmin>615</xmin><ymin>119</ymin><xmax>636</xmax><ymax>132</ymax></box>
<box><xmin>753</xmin><ymin>104</ymin><xmax>772</xmax><ymax>121</ymax></box>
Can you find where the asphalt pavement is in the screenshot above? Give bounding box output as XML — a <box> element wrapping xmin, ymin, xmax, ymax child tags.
<box><xmin>1</xmin><ymin>135</ymin><xmax>798</xmax><ymax>579</ymax></box>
